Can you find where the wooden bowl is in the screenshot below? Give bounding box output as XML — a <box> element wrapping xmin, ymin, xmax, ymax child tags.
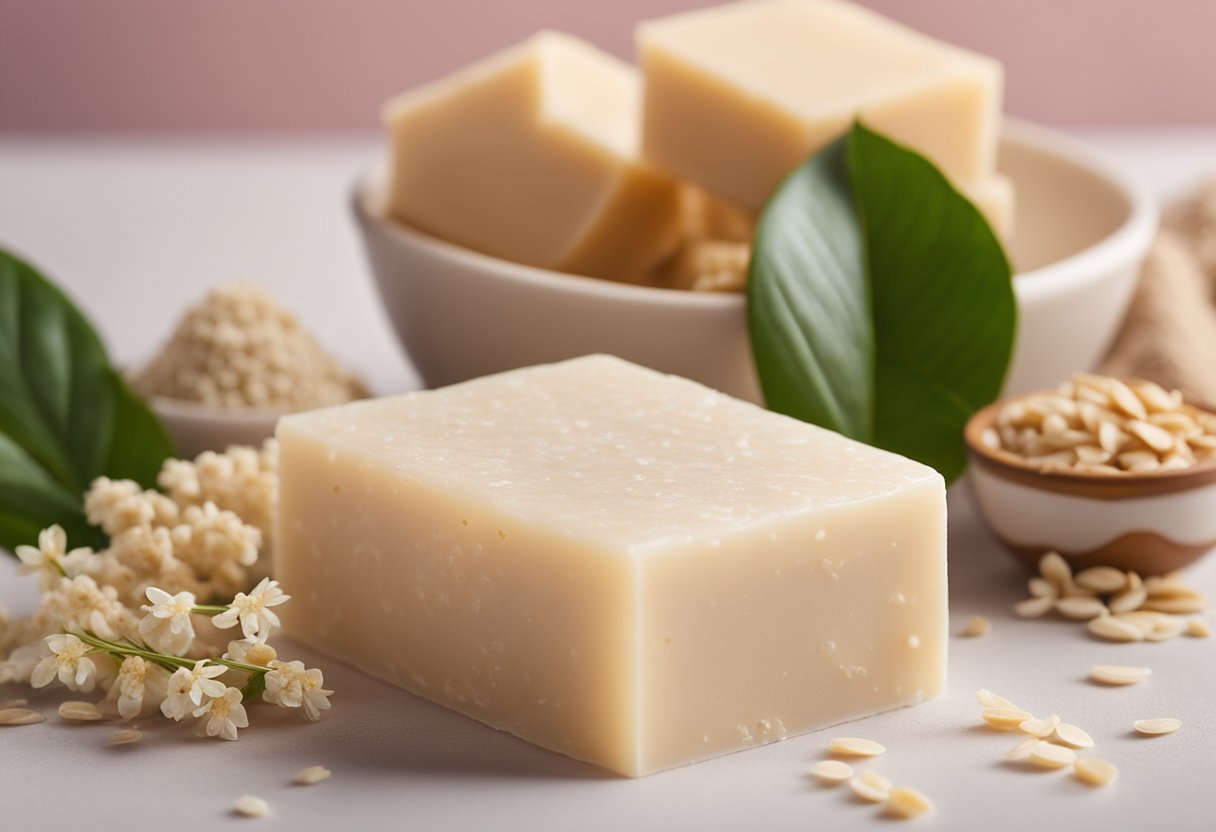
<box><xmin>963</xmin><ymin>396</ymin><xmax>1216</xmax><ymax>576</ymax></box>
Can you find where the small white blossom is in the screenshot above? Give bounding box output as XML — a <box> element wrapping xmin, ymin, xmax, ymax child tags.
<box><xmin>264</xmin><ymin>660</ymin><xmax>332</xmax><ymax>721</ymax></box>
<box><xmin>15</xmin><ymin>525</ymin><xmax>92</xmax><ymax>590</ymax></box>
<box><xmin>193</xmin><ymin>686</ymin><xmax>248</xmax><ymax>741</ymax></box>
<box><xmin>112</xmin><ymin>655</ymin><xmax>168</xmax><ymax>720</ymax></box>
<box><xmin>30</xmin><ymin>634</ymin><xmax>97</xmax><ymax>692</ymax></box>
<box><xmin>139</xmin><ymin>587</ymin><xmax>197</xmax><ymax>655</ymax></box>
<box><xmin>211</xmin><ymin>578</ymin><xmax>289</xmax><ymax>643</ymax></box>
<box><xmin>161</xmin><ymin>660</ymin><xmax>226</xmax><ymax>720</ymax></box>
<box><xmin>223</xmin><ymin>639</ymin><xmax>277</xmax><ymax>667</ymax></box>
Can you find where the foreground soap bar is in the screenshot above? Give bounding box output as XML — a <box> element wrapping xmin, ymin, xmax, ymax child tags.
<box><xmin>277</xmin><ymin>356</ymin><xmax>947</xmax><ymax>776</ymax></box>
<box><xmin>383</xmin><ymin>32</ymin><xmax>683</xmax><ymax>283</ymax></box>
<box><xmin>639</xmin><ymin>0</ymin><xmax>1003</xmax><ymax>210</ymax></box>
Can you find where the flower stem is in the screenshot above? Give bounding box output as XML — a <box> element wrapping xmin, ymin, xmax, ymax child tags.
<box><xmin>191</xmin><ymin>604</ymin><xmax>229</xmax><ymax>616</ymax></box>
<box><xmin>72</xmin><ymin>631</ymin><xmax>268</xmax><ymax>677</ymax></box>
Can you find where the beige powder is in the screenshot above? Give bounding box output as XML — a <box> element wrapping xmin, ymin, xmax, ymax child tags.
<box><xmin>134</xmin><ymin>283</ymin><xmax>366</xmax><ymax>410</ymax></box>
<box><xmin>1103</xmin><ymin>182</ymin><xmax>1216</xmax><ymax>403</ymax></box>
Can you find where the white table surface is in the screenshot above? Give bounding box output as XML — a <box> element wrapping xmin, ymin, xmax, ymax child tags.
<box><xmin>2</xmin><ymin>130</ymin><xmax>1216</xmax><ymax>830</ymax></box>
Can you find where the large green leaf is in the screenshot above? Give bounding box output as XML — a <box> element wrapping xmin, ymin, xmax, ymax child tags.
<box><xmin>0</xmin><ymin>248</ymin><xmax>176</xmax><ymax>551</ymax></box>
<box><xmin>748</xmin><ymin>122</ymin><xmax>1016</xmax><ymax>482</ymax></box>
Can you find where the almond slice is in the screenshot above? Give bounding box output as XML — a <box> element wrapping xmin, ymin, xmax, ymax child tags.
<box><xmin>1053</xmin><ymin>723</ymin><xmax>1094</xmax><ymax>749</ymax></box>
<box><xmin>1088</xmin><ymin>615</ymin><xmax>1144</xmax><ymax>642</ymax></box>
<box><xmin>810</xmin><ymin>760</ymin><xmax>853</xmax><ymax>784</ymax></box>
<box><xmin>1134</xmin><ymin>718</ymin><xmax>1181</xmax><ymax>736</ymax></box>
<box><xmin>0</xmin><ymin>708</ymin><xmax>45</xmax><ymax>726</ymax></box>
<box><xmin>886</xmin><ymin>786</ymin><xmax>935</xmax><ymax>819</ymax></box>
<box><xmin>849</xmin><ymin>769</ymin><xmax>892</xmax><ymax>802</ymax></box>
<box><xmin>1090</xmin><ymin>664</ymin><xmax>1151</xmax><ymax>686</ymax></box>
<box><xmin>976</xmin><ymin>689</ymin><xmax>1020</xmax><ymax>710</ymax></box>
<box><xmin>1074</xmin><ymin>566</ymin><xmax>1128</xmax><ymax>594</ymax></box>
<box><xmin>1074</xmin><ymin>757</ymin><xmax>1119</xmax><ymax>787</ymax></box>
<box><xmin>828</xmin><ymin>737</ymin><xmax>886</xmax><ymax>757</ymax></box>
<box><xmin>982</xmin><ymin>708</ymin><xmax>1035</xmax><ymax>731</ymax></box>
<box><xmin>1028</xmin><ymin>742</ymin><xmax>1076</xmax><ymax>769</ymax></box>
<box><xmin>1015</xmin><ymin>596</ymin><xmax>1055</xmax><ymax>619</ymax></box>
<box><xmin>1055</xmin><ymin>597</ymin><xmax>1108</xmax><ymax>620</ymax></box>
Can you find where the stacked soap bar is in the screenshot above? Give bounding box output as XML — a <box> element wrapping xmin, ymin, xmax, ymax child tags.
<box><xmin>640</xmin><ymin>0</ymin><xmax>1006</xmax><ymax>215</ymax></box>
<box><xmin>277</xmin><ymin>355</ymin><xmax>947</xmax><ymax>776</ymax></box>
<box><xmin>382</xmin><ymin>32</ymin><xmax>684</xmax><ymax>284</ymax></box>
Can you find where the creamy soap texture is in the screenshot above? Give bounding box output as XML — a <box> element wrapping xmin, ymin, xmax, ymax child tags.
<box><xmin>382</xmin><ymin>32</ymin><xmax>683</xmax><ymax>283</ymax></box>
<box><xmin>276</xmin><ymin>356</ymin><xmax>948</xmax><ymax>776</ymax></box>
<box><xmin>639</xmin><ymin>0</ymin><xmax>1003</xmax><ymax>211</ymax></box>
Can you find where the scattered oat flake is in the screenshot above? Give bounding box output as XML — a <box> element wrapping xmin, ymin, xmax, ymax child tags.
<box><xmin>294</xmin><ymin>765</ymin><xmax>332</xmax><ymax>785</ymax></box>
<box><xmin>1074</xmin><ymin>566</ymin><xmax>1128</xmax><ymax>594</ymax></box>
<box><xmin>109</xmin><ymin>728</ymin><xmax>143</xmax><ymax>745</ymax></box>
<box><xmin>1014</xmin><ymin>596</ymin><xmax>1054</xmax><ymax>619</ymax></box>
<box><xmin>1145</xmin><ymin>616</ymin><xmax>1187</xmax><ymax>642</ymax></box>
<box><xmin>887</xmin><ymin>786</ymin><xmax>935</xmax><ymax>819</ymax></box>
<box><xmin>0</xmin><ymin>708</ymin><xmax>45</xmax><ymax>726</ymax></box>
<box><xmin>1018</xmin><ymin>718</ymin><xmax>1055</xmax><ymax>738</ymax></box>
<box><xmin>1074</xmin><ymin>757</ymin><xmax>1119</xmax><ymax>787</ymax></box>
<box><xmin>234</xmin><ymin>795</ymin><xmax>270</xmax><ymax>818</ymax></box>
<box><xmin>1091</xmin><ymin>665</ymin><xmax>1152</xmax><ymax>686</ymax></box>
<box><xmin>1055</xmin><ymin>597</ymin><xmax>1108</xmax><ymax>620</ymax></box>
<box><xmin>1187</xmin><ymin>617</ymin><xmax>1212</xmax><ymax>638</ymax></box>
<box><xmin>58</xmin><ymin>701</ymin><xmax>104</xmax><ymax>722</ymax></box>
<box><xmin>849</xmin><ymin>769</ymin><xmax>892</xmax><ymax>802</ymax></box>
<box><xmin>960</xmin><ymin>615</ymin><xmax>991</xmax><ymax>637</ymax></box>
<box><xmin>810</xmin><ymin>760</ymin><xmax>853</xmax><ymax>784</ymax></box>
<box><xmin>982</xmin><ymin>708</ymin><xmax>1034</xmax><ymax>730</ymax></box>
<box><xmin>1006</xmin><ymin>737</ymin><xmax>1043</xmax><ymax>761</ymax></box>
<box><xmin>1028</xmin><ymin>742</ymin><xmax>1076</xmax><ymax>769</ymax></box>
<box><xmin>1134</xmin><ymin>718</ymin><xmax>1181</xmax><ymax>736</ymax></box>
<box><xmin>1053</xmin><ymin>723</ymin><xmax>1095</xmax><ymax>749</ymax></box>
<box><xmin>829</xmin><ymin>737</ymin><xmax>886</xmax><ymax>757</ymax></box>
<box><xmin>976</xmin><ymin>689</ymin><xmax>1019</xmax><ymax>710</ymax></box>
<box><xmin>1087</xmin><ymin>615</ymin><xmax>1144</xmax><ymax>642</ymax></box>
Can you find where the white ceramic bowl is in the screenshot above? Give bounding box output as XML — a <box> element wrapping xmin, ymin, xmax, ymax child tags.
<box><xmin>964</xmin><ymin>395</ymin><xmax>1216</xmax><ymax>576</ymax></box>
<box><xmin>353</xmin><ymin>120</ymin><xmax>1157</xmax><ymax>402</ymax></box>
<box><xmin>152</xmin><ymin>396</ymin><xmax>283</xmax><ymax>460</ymax></box>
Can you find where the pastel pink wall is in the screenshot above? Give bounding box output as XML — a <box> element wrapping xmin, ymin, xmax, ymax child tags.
<box><xmin>1</xmin><ymin>0</ymin><xmax>1213</xmax><ymax>131</ymax></box>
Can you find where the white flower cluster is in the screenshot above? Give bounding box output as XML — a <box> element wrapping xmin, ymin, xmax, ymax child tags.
<box><xmin>0</xmin><ymin>441</ymin><xmax>332</xmax><ymax>740</ymax></box>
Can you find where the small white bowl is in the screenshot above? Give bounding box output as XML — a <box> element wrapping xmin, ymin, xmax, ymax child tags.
<box><xmin>964</xmin><ymin>395</ymin><xmax>1216</xmax><ymax>576</ymax></box>
<box><xmin>152</xmin><ymin>397</ymin><xmax>284</xmax><ymax>459</ymax></box>
<box><xmin>353</xmin><ymin>119</ymin><xmax>1157</xmax><ymax>403</ymax></box>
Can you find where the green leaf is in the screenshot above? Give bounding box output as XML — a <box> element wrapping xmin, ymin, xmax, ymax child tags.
<box><xmin>0</xmin><ymin>248</ymin><xmax>176</xmax><ymax>552</ymax></box>
<box><xmin>748</xmin><ymin>122</ymin><xmax>1016</xmax><ymax>483</ymax></box>
<box><xmin>747</xmin><ymin>137</ymin><xmax>874</xmax><ymax>442</ymax></box>
<box><xmin>0</xmin><ymin>432</ymin><xmax>97</xmax><ymax>548</ymax></box>
<box><xmin>103</xmin><ymin>368</ymin><xmax>176</xmax><ymax>487</ymax></box>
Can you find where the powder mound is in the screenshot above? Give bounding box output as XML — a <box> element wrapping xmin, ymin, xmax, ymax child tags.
<box><xmin>134</xmin><ymin>283</ymin><xmax>366</xmax><ymax>410</ymax></box>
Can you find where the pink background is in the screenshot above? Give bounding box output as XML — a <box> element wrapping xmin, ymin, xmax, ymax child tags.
<box><xmin>1</xmin><ymin>0</ymin><xmax>1213</xmax><ymax>131</ymax></box>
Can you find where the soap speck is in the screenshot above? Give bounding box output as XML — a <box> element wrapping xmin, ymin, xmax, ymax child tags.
<box><xmin>815</xmin><ymin>529</ymin><xmax>827</xmax><ymax>541</ymax></box>
<box><xmin>891</xmin><ymin>592</ymin><xmax>907</xmax><ymax>604</ymax></box>
<box><xmin>907</xmin><ymin>635</ymin><xmax>921</xmax><ymax>649</ymax></box>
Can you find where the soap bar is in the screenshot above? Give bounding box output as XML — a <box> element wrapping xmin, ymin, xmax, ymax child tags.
<box><xmin>639</xmin><ymin>0</ymin><xmax>1003</xmax><ymax>210</ymax></box>
<box><xmin>383</xmin><ymin>32</ymin><xmax>683</xmax><ymax>283</ymax></box>
<box><xmin>276</xmin><ymin>355</ymin><xmax>947</xmax><ymax>777</ymax></box>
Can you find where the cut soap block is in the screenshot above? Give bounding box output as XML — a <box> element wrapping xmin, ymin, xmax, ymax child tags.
<box><xmin>383</xmin><ymin>32</ymin><xmax>683</xmax><ymax>283</ymax></box>
<box><xmin>276</xmin><ymin>356</ymin><xmax>947</xmax><ymax>777</ymax></box>
<box><xmin>639</xmin><ymin>0</ymin><xmax>1003</xmax><ymax>211</ymax></box>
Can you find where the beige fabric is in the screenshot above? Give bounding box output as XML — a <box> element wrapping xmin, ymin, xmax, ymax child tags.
<box><xmin>1102</xmin><ymin>181</ymin><xmax>1216</xmax><ymax>403</ymax></box>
